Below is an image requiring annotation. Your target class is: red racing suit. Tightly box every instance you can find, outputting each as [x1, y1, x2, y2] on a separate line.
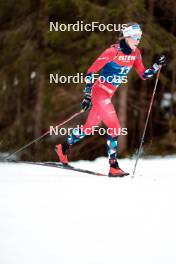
[82, 44, 158, 136]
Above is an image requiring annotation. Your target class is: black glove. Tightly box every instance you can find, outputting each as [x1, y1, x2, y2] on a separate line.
[81, 94, 92, 112]
[155, 54, 166, 66]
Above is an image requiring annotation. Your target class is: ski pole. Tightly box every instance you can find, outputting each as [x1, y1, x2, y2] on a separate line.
[2, 110, 84, 161]
[132, 67, 162, 175]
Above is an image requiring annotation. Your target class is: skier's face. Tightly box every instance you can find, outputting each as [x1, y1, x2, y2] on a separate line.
[126, 34, 141, 51]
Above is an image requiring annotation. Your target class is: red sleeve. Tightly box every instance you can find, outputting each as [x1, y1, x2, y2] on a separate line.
[87, 46, 117, 74]
[133, 49, 146, 80]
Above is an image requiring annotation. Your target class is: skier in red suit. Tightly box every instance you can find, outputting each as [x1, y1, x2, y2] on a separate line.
[55, 23, 166, 177]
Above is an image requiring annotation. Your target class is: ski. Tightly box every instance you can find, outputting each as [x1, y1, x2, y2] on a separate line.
[36, 162, 107, 176]
[38, 162, 130, 177]
[33, 162, 130, 177]
[8, 160, 129, 177]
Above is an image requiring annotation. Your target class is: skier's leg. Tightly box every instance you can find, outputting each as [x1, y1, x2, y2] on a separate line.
[67, 105, 101, 145]
[55, 106, 101, 164]
[106, 135, 118, 160]
[94, 97, 120, 136]
[106, 134, 129, 177]
[93, 94, 128, 176]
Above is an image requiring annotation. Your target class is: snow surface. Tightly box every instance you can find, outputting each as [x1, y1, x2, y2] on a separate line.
[0, 156, 176, 264]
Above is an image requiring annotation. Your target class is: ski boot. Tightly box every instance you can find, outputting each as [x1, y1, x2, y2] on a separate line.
[108, 158, 129, 177]
[55, 141, 70, 165]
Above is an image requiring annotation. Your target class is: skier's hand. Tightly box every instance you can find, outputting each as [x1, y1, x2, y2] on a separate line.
[155, 54, 166, 67]
[81, 94, 92, 112]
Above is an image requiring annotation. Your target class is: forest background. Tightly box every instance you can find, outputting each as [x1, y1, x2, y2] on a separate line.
[0, 0, 175, 161]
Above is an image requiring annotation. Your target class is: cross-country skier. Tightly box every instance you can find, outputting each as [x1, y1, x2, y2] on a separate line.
[55, 22, 166, 177]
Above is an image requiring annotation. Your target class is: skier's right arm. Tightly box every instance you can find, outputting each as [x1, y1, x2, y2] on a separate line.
[81, 47, 116, 111]
[134, 50, 166, 80]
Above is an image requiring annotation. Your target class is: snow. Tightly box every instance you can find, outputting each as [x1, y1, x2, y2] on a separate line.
[0, 156, 176, 264]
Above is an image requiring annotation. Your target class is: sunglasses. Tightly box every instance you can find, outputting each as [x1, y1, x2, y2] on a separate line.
[131, 35, 141, 41]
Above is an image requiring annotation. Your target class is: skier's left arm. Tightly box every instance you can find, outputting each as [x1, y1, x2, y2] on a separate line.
[134, 50, 166, 80]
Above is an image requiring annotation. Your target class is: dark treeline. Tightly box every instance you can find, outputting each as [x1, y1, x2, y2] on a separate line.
[0, 0, 176, 161]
